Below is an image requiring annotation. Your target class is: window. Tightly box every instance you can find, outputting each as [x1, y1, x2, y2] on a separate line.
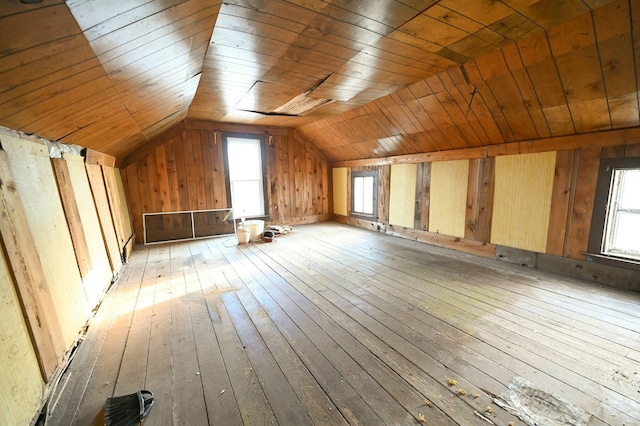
[602, 169, 640, 259]
[222, 133, 268, 218]
[589, 157, 640, 265]
[351, 170, 378, 219]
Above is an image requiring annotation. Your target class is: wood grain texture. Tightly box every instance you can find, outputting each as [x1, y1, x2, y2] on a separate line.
[414, 162, 431, 231]
[2, 136, 89, 348]
[565, 147, 602, 259]
[86, 164, 123, 274]
[0, 1, 632, 161]
[465, 158, 495, 242]
[0, 147, 64, 380]
[124, 122, 332, 239]
[50, 223, 640, 425]
[546, 150, 576, 256]
[102, 166, 134, 255]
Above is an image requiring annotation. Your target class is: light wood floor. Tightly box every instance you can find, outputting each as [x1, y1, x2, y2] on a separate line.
[48, 223, 640, 425]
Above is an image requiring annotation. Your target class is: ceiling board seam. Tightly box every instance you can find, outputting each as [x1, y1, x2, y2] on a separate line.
[439, 71, 486, 146]
[513, 41, 553, 138]
[472, 60, 517, 143]
[500, 47, 544, 140]
[545, 33, 577, 135]
[589, 9, 613, 131]
[430, 75, 474, 148]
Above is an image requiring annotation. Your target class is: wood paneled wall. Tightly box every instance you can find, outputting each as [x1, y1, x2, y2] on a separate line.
[0, 129, 132, 425]
[333, 129, 640, 268]
[122, 120, 332, 240]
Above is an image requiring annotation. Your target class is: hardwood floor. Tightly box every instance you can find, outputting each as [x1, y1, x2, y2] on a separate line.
[48, 223, 640, 425]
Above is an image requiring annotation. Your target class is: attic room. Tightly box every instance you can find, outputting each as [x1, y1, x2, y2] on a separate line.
[1, 0, 640, 424]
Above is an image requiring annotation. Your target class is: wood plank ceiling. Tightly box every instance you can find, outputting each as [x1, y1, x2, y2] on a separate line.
[0, 0, 637, 160]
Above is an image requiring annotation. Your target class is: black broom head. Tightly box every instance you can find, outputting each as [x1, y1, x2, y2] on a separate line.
[104, 390, 154, 426]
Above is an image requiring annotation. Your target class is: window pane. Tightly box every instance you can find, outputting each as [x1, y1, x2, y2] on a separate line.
[353, 177, 364, 212]
[619, 170, 640, 210]
[611, 212, 640, 253]
[231, 180, 263, 217]
[226, 135, 265, 217]
[228, 138, 261, 180]
[363, 176, 374, 214]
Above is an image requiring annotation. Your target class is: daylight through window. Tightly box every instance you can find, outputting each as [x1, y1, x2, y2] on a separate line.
[602, 169, 640, 260]
[351, 171, 378, 218]
[224, 134, 266, 218]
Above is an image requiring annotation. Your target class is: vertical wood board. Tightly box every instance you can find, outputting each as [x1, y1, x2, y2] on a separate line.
[565, 147, 601, 259]
[491, 151, 556, 252]
[546, 150, 575, 256]
[429, 159, 469, 238]
[123, 128, 330, 238]
[389, 163, 417, 228]
[0, 246, 44, 426]
[332, 167, 348, 216]
[1, 135, 89, 347]
[64, 155, 113, 306]
[86, 163, 123, 273]
[52, 158, 92, 282]
[122, 163, 143, 243]
[103, 166, 133, 251]
[414, 162, 431, 231]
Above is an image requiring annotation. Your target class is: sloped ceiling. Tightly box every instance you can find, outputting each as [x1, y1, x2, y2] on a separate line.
[1, 0, 637, 161]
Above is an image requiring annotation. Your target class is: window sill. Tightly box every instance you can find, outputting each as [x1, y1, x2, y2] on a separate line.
[350, 213, 377, 221]
[584, 252, 640, 271]
[236, 214, 271, 221]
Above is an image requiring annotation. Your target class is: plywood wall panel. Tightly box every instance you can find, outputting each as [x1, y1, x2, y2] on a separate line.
[0, 147, 64, 379]
[0, 245, 44, 426]
[389, 163, 417, 228]
[333, 167, 348, 216]
[491, 151, 556, 252]
[2, 136, 89, 348]
[429, 159, 469, 238]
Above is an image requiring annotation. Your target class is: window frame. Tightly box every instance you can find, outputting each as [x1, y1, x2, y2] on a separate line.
[350, 170, 378, 220]
[221, 132, 269, 220]
[588, 157, 640, 269]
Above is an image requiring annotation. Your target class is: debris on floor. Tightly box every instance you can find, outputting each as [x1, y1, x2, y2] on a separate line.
[493, 376, 590, 426]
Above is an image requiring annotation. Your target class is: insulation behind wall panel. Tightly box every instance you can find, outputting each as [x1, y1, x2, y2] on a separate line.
[1, 135, 90, 347]
[0, 246, 44, 426]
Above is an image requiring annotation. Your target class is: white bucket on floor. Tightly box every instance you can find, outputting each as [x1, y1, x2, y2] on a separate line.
[245, 219, 264, 241]
[236, 226, 250, 245]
